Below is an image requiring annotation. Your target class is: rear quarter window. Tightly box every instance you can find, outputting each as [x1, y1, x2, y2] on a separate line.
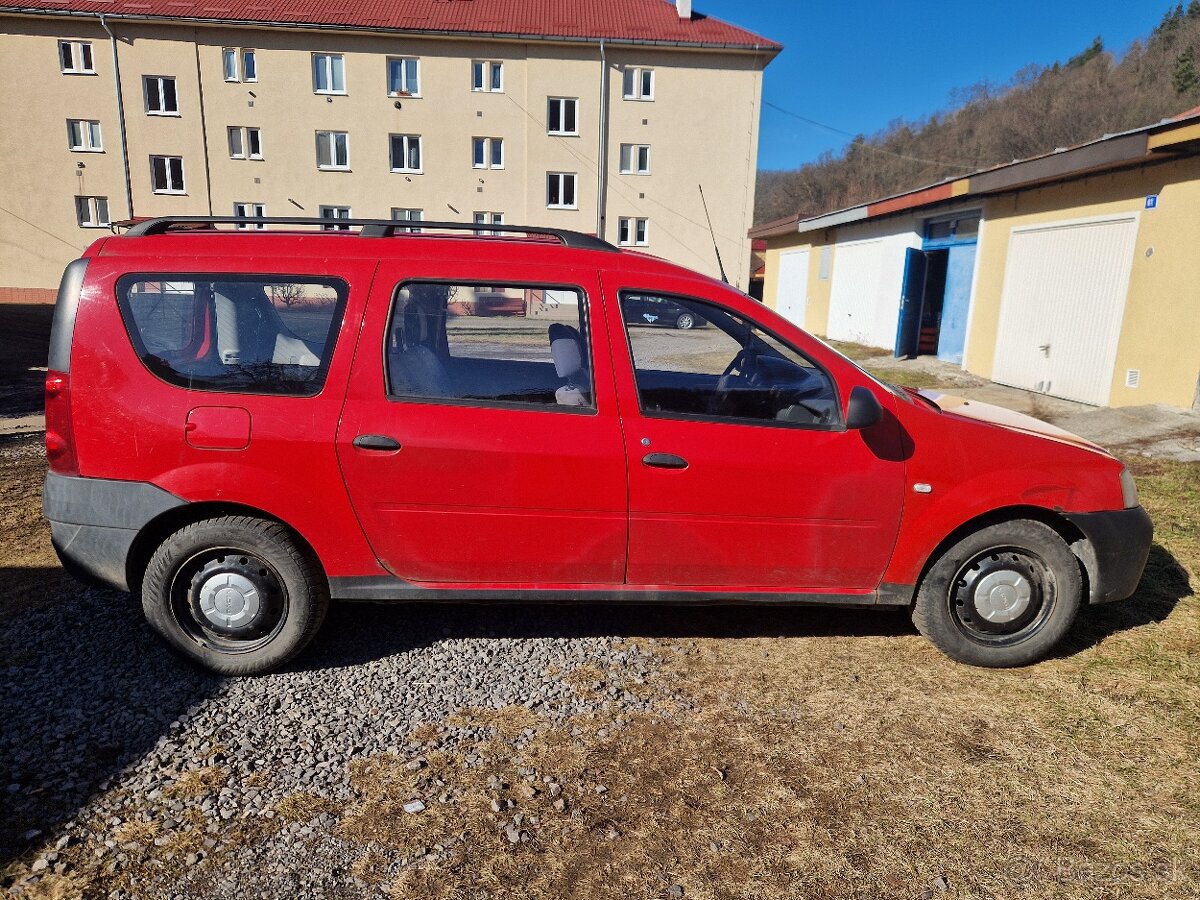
[116, 275, 348, 396]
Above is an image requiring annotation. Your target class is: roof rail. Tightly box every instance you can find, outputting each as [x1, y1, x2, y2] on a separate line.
[120, 216, 619, 251]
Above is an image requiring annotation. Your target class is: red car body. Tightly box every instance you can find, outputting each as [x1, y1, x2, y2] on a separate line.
[43, 219, 1152, 673]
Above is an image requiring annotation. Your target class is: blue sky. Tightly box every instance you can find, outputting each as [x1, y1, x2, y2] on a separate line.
[700, 0, 1176, 171]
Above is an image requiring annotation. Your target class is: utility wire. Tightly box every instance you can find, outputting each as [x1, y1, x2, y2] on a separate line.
[763, 101, 978, 170]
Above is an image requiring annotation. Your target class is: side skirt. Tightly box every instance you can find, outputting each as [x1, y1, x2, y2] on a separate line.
[329, 576, 916, 608]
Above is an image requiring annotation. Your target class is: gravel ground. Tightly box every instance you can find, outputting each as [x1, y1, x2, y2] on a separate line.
[1, 554, 692, 898]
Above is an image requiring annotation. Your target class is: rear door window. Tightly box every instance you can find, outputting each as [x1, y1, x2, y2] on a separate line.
[116, 275, 348, 396]
[386, 281, 593, 411]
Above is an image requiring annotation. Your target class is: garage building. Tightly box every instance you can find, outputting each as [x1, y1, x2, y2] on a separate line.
[753, 108, 1200, 410]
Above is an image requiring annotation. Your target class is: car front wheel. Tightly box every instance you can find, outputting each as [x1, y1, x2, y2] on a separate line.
[141, 516, 329, 675]
[675, 313, 696, 330]
[911, 519, 1082, 667]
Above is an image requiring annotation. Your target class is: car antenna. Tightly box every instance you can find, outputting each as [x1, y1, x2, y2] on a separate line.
[698, 184, 729, 285]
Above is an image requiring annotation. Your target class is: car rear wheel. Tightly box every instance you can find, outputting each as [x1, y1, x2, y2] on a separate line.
[141, 516, 328, 676]
[675, 312, 696, 330]
[912, 519, 1082, 667]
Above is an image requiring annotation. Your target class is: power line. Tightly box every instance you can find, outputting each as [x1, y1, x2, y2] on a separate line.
[763, 101, 978, 170]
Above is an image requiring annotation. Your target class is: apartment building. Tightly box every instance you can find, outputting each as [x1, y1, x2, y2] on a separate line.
[0, 0, 780, 302]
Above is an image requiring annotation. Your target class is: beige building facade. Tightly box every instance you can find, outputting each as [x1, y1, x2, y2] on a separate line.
[0, 3, 778, 301]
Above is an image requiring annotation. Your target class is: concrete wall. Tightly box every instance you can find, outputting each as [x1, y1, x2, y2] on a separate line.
[0, 14, 769, 297]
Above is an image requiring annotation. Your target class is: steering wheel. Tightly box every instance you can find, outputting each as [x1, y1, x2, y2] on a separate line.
[710, 347, 761, 416]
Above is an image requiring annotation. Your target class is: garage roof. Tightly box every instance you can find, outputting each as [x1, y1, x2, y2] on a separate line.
[750, 107, 1200, 240]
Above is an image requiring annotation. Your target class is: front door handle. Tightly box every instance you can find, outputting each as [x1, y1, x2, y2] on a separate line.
[353, 434, 402, 452]
[642, 452, 689, 470]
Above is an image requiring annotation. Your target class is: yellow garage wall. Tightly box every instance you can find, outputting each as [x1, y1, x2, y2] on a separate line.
[968, 156, 1200, 409]
[761, 232, 834, 335]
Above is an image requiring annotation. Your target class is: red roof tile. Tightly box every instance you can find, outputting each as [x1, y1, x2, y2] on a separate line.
[0, 0, 781, 49]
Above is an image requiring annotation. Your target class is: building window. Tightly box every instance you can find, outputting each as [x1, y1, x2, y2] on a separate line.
[144, 76, 179, 115]
[67, 119, 103, 152]
[619, 144, 651, 175]
[316, 131, 350, 170]
[313, 53, 346, 94]
[233, 202, 266, 228]
[622, 67, 654, 101]
[319, 206, 352, 230]
[391, 208, 423, 233]
[228, 126, 262, 159]
[472, 60, 503, 92]
[473, 212, 505, 236]
[389, 134, 422, 173]
[546, 172, 577, 210]
[618, 217, 649, 246]
[546, 97, 579, 136]
[74, 195, 109, 228]
[59, 41, 95, 75]
[472, 137, 504, 169]
[223, 48, 257, 83]
[387, 57, 420, 96]
[149, 156, 185, 194]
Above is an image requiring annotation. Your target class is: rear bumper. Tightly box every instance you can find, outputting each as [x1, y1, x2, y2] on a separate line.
[43, 472, 184, 593]
[1065, 506, 1154, 605]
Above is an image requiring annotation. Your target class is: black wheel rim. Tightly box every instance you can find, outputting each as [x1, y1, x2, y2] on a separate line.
[947, 546, 1056, 647]
[169, 547, 289, 654]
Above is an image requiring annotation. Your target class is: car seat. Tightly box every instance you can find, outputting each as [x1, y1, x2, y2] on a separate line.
[548, 323, 590, 406]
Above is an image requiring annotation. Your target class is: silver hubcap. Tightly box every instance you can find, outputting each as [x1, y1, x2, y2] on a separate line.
[198, 571, 261, 630]
[972, 570, 1033, 624]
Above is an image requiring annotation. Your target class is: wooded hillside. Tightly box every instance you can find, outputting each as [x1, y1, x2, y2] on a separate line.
[755, 3, 1200, 224]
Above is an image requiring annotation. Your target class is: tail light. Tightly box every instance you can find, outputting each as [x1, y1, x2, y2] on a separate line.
[45, 370, 80, 476]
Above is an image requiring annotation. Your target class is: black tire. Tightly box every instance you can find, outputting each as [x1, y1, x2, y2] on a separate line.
[912, 519, 1082, 667]
[141, 516, 328, 676]
[675, 312, 696, 330]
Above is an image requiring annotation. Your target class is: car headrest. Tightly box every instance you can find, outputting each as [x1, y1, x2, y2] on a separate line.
[548, 323, 584, 379]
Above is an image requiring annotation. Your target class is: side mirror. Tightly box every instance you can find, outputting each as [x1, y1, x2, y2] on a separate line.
[845, 386, 883, 430]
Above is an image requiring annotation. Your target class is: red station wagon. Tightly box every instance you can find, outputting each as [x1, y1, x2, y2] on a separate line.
[43, 217, 1153, 675]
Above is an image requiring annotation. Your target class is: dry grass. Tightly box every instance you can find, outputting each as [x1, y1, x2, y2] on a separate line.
[335, 456, 1200, 899]
[164, 766, 226, 799]
[275, 791, 344, 823]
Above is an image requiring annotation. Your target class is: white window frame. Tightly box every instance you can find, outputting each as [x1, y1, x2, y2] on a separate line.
[391, 208, 423, 233]
[74, 195, 109, 228]
[315, 131, 350, 170]
[233, 202, 266, 228]
[144, 76, 180, 116]
[473, 211, 505, 236]
[472, 137, 504, 170]
[149, 155, 186, 194]
[67, 119, 103, 152]
[59, 41, 95, 75]
[618, 217, 649, 247]
[387, 56, 420, 97]
[319, 205, 352, 231]
[546, 172, 578, 210]
[312, 53, 346, 95]
[622, 67, 655, 101]
[547, 97, 579, 136]
[229, 126, 263, 160]
[223, 48, 258, 83]
[389, 133, 423, 173]
[619, 143, 651, 175]
[471, 59, 503, 92]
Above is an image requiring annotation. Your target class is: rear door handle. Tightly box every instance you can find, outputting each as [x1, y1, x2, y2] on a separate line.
[353, 434, 402, 452]
[642, 452, 688, 470]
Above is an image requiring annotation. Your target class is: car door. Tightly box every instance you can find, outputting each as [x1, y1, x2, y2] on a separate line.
[336, 258, 627, 586]
[606, 273, 906, 593]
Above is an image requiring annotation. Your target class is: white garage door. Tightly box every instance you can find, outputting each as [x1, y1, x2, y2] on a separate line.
[991, 215, 1138, 406]
[827, 239, 884, 345]
[775, 249, 810, 328]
